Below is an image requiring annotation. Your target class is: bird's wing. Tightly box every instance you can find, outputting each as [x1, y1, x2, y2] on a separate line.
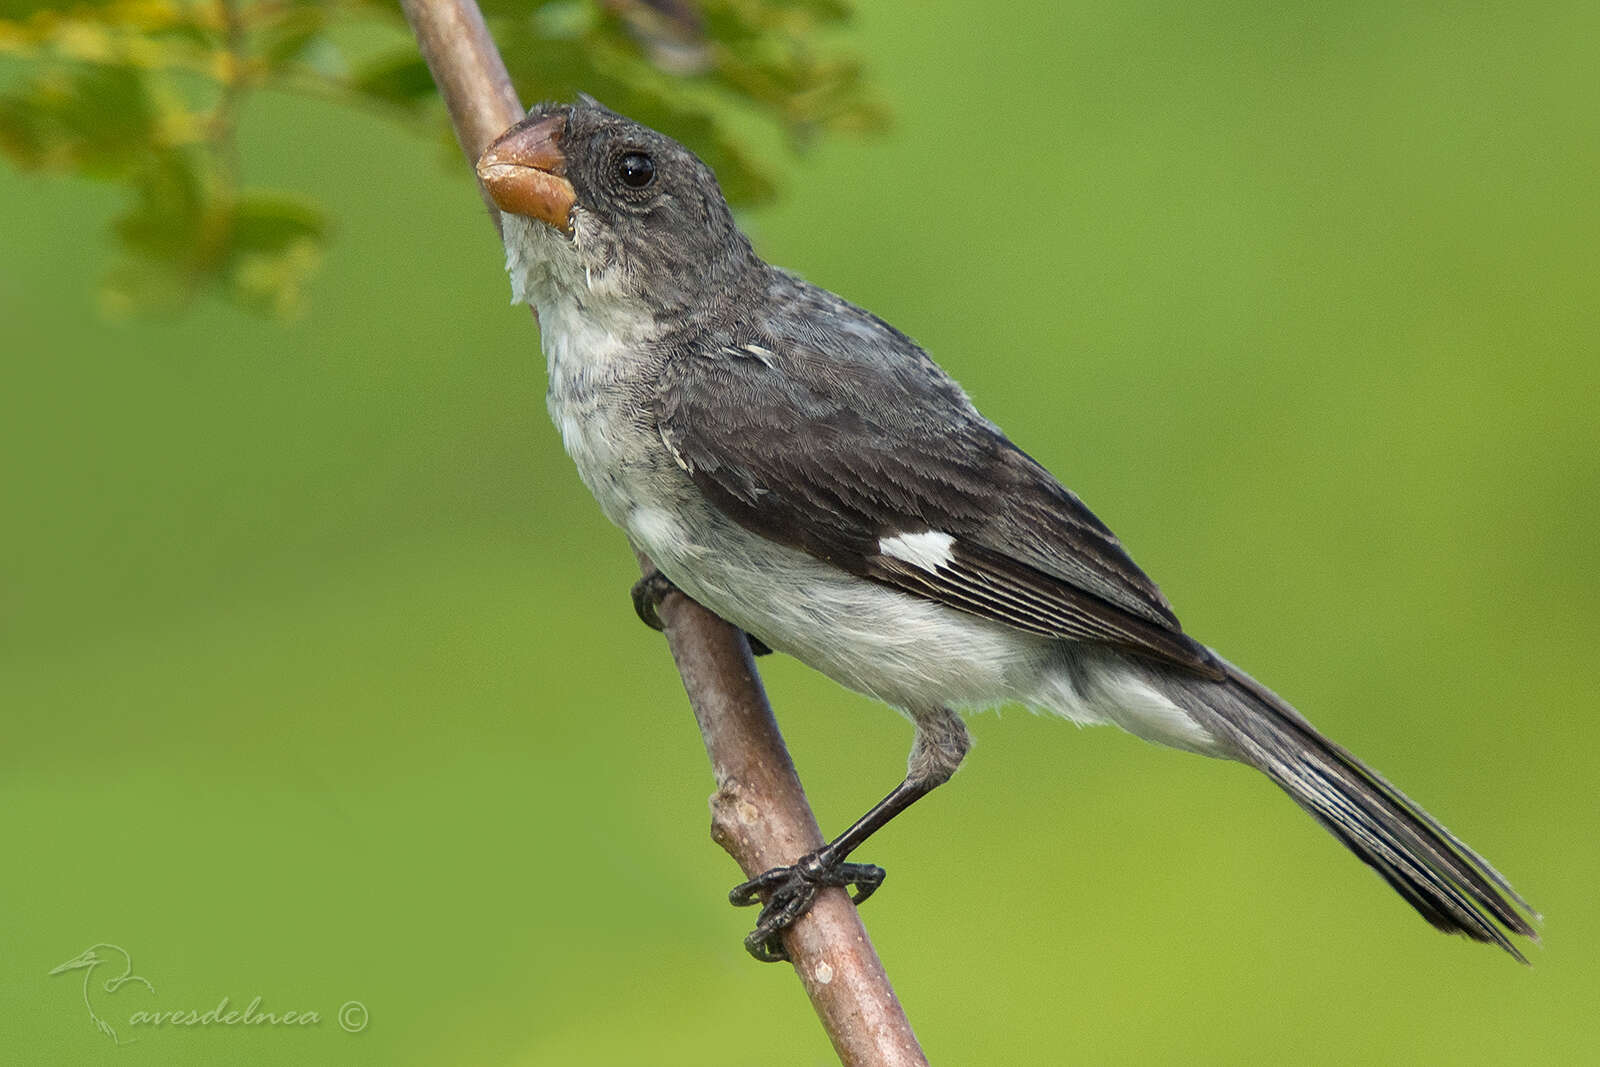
[655, 323, 1221, 678]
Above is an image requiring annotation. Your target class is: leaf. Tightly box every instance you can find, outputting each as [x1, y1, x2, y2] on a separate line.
[348, 50, 440, 115]
[222, 190, 327, 318]
[0, 0, 79, 19]
[530, 0, 598, 40]
[229, 190, 328, 254]
[0, 62, 160, 178]
[96, 147, 211, 312]
[4, 0, 888, 317]
[104, 179, 331, 318]
[112, 147, 206, 261]
[257, 7, 330, 72]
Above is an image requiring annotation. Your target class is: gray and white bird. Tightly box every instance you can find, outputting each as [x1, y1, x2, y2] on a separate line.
[476, 98, 1537, 962]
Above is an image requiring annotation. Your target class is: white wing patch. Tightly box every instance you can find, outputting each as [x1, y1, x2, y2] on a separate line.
[659, 424, 691, 473]
[878, 530, 956, 572]
[723, 343, 777, 367]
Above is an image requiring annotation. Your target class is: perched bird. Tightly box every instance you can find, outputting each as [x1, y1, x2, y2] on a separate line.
[476, 98, 1537, 962]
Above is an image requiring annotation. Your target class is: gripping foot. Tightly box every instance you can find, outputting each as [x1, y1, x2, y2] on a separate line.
[729, 851, 886, 962]
[628, 572, 772, 655]
[630, 572, 677, 632]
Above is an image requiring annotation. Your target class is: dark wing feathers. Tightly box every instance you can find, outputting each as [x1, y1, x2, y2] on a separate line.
[874, 542, 1213, 672]
[657, 316, 1219, 678]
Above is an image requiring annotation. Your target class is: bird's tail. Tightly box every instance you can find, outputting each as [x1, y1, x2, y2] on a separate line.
[1156, 656, 1539, 960]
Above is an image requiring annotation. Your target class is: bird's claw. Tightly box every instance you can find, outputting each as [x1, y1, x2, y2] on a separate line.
[729, 852, 886, 963]
[629, 572, 773, 655]
[630, 571, 677, 632]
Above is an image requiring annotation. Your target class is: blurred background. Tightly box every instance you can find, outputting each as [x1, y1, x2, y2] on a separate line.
[3, 1, 1597, 1062]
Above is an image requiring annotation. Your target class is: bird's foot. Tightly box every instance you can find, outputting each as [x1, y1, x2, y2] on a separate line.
[630, 571, 677, 632]
[628, 572, 772, 654]
[729, 850, 886, 962]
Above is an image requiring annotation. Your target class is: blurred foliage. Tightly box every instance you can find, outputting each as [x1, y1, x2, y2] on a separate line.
[0, 0, 886, 317]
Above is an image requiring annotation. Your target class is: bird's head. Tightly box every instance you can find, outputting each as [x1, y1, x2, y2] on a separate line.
[477, 97, 759, 319]
[49, 946, 105, 975]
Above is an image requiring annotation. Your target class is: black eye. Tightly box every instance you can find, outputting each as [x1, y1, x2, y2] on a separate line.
[616, 152, 655, 189]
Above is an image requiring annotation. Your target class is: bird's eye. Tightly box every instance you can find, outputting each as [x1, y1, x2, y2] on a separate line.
[616, 152, 656, 189]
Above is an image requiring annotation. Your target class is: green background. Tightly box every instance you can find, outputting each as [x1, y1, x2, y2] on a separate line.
[4, 2, 1597, 1063]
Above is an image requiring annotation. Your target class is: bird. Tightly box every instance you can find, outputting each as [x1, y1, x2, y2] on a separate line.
[50, 943, 154, 1045]
[474, 97, 1537, 963]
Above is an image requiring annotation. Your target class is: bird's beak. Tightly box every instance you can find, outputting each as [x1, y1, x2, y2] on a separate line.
[50, 951, 97, 974]
[476, 115, 576, 234]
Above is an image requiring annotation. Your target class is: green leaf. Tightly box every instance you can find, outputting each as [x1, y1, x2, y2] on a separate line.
[529, 0, 597, 40]
[112, 148, 206, 261]
[0, 63, 160, 178]
[349, 50, 440, 114]
[0, 0, 80, 18]
[104, 180, 331, 319]
[224, 190, 328, 318]
[98, 151, 209, 318]
[3, 0, 888, 317]
[258, 7, 331, 72]
[230, 190, 329, 254]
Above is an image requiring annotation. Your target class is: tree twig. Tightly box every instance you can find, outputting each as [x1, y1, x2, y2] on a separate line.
[397, 1, 926, 1062]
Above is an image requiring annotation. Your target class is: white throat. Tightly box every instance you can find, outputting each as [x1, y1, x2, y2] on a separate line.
[501, 214, 660, 396]
[501, 213, 668, 535]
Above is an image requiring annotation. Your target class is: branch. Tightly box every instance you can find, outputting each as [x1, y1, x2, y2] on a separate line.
[397, 2, 926, 1063]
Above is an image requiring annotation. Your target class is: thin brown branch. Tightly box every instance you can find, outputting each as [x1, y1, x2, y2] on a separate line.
[399, 0, 525, 227]
[649, 562, 926, 1066]
[397, 1, 926, 1063]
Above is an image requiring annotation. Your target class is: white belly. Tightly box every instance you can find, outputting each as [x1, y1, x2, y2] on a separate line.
[625, 501, 1053, 712]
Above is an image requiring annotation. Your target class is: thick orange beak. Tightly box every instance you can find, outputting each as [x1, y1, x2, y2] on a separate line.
[476, 115, 576, 233]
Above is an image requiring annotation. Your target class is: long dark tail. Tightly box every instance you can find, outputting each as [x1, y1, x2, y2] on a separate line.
[1158, 656, 1539, 960]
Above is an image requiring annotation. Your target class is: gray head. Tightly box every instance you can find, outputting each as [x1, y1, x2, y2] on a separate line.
[477, 98, 761, 318]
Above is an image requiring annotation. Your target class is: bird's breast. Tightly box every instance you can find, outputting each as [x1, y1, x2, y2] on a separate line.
[540, 301, 678, 531]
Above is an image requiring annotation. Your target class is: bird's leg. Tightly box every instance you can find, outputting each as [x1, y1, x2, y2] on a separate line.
[628, 571, 772, 655]
[730, 707, 970, 962]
